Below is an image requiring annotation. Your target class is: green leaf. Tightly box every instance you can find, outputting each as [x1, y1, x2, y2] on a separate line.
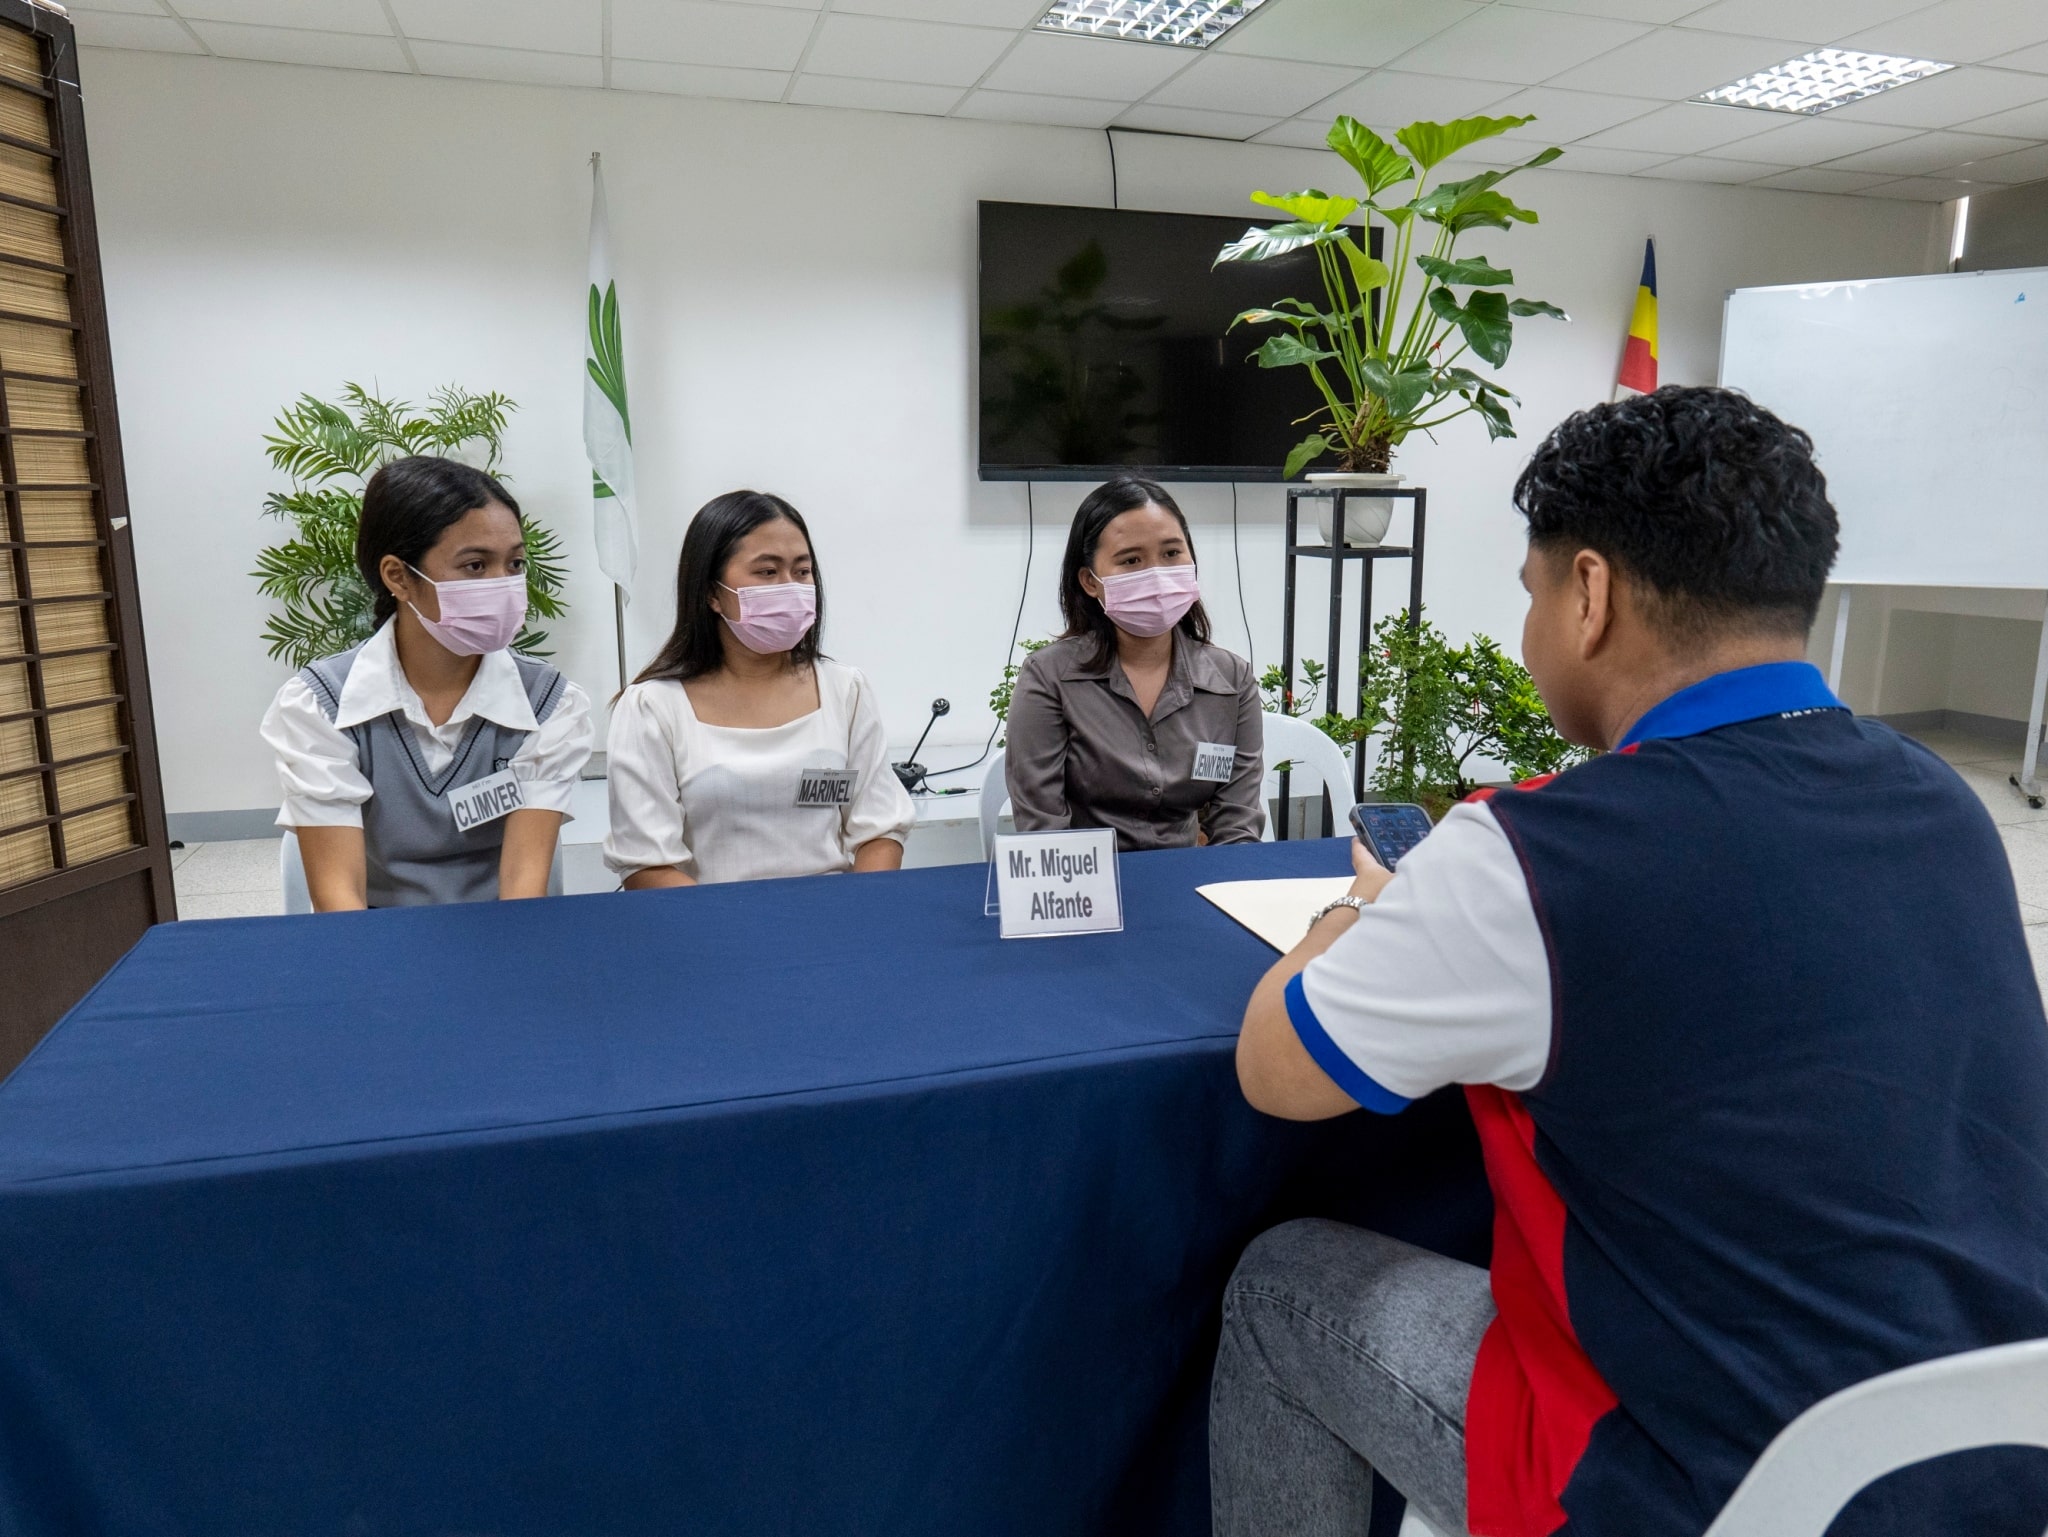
[1440, 366, 1516, 403]
[1509, 297, 1568, 319]
[1214, 220, 1331, 265]
[1252, 334, 1335, 369]
[1358, 358, 1432, 420]
[1469, 389, 1516, 440]
[1414, 174, 1541, 235]
[1416, 253, 1514, 287]
[1326, 117, 1415, 200]
[1231, 306, 1314, 332]
[1283, 432, 1333, 480]
[1250, 188, 1360, 227]
[1337, 232, 1391, 293]
[1428, 286, 1513, 367]
[1396, 115, 1532, 171]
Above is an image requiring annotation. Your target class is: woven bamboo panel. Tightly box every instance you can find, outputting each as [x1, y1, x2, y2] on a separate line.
[0, 659, 24, 713]
[44, 699, 114, 760]
[0, 259, 64, 321]
[0, 605, 19, 657]
[0, 140, 54, 204]
[0, 714, 33, 772]
[19, 491, 89, 540]
[29, 597, 105, 651]
[25, 543, 97, 596]
[0, 29, 43, 91]
[0, 821, 51, 884]
[0, 316, 73, 375]
[60, 800, 131, 861]
[0, 552, 13, 600]
[0, 764, 41, 828]
[8, 378, 80, 430]
[0, 205, 60, 268]
[12, 432, 86, 483]
[40, 648, 110, 707]
[54, 750, 123, 811]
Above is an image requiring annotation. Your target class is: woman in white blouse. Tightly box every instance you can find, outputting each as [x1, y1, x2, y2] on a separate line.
[605, 490, 914, 888]
[260, 455, 593, 909]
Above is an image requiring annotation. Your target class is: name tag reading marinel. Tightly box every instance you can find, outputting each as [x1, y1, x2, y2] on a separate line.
[449, 768, 525, 832]
[1192, 740, 1236, 783]
[988, 828, 1123, 939]
[795, 767, 857, 808]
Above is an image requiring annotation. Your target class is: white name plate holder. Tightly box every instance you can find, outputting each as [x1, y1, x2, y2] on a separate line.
[984, 828, 1124, 939]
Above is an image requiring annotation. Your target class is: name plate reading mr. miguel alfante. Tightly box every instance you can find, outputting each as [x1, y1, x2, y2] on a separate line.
[989, 828, 1123, 939]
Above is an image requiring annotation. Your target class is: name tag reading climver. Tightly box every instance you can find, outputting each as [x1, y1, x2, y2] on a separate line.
[987, 828, 1123, 939]
[449, 768, 525, 832]
[794, 767, 857, 809]
[1192, 740, 1236, 783]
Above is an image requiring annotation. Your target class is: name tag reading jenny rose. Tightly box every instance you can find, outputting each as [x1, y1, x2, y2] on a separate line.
[449, 768, 525, 831]
[1192, 740, 1235, 783]
[795, 767, 857, 808]
[991, 828, 1123, 939]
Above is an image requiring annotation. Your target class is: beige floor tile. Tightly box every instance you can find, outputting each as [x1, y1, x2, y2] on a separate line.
[176, 889, 286, 921]
[2026, 925, 2048, 999]
[171, 836, 284, 898]
[1902, 728, 2022, 768]
[2021, 902, 2048, 927]
[2002, 824, 2048, 911]
[1955, 764, 2048, 827]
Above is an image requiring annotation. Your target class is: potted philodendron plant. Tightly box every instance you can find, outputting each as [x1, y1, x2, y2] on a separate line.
[1216, 113, 1567, 544]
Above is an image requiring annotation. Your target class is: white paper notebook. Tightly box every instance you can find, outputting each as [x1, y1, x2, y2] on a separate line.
[1197, 877, 1355, 952]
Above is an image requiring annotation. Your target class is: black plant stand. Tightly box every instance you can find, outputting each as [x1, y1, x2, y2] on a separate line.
[1275, 485, 1427, 838]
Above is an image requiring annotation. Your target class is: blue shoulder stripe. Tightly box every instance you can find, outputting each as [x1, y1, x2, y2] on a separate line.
[1284, 973, 1413, 1116]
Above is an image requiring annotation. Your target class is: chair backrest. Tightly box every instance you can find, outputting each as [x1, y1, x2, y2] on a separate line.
[979, 747, 1008, 863]
[280, 831, 312, 915]
[1260, 712, 1358, 841]
[1701, 1338, 2048, 1537]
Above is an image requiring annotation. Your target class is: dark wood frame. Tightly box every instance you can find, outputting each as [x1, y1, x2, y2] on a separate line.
[0, 0, 175, 1072]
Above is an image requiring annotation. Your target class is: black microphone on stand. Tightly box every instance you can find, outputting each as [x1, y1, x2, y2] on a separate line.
[893, 698, 950, 793]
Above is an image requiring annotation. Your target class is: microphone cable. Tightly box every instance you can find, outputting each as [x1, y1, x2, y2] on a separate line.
[924, 479, 1034, 783]
[1232, 480, 1255, 675]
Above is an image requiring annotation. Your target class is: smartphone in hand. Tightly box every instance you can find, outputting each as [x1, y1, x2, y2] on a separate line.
[1349, 803, 1434, 869]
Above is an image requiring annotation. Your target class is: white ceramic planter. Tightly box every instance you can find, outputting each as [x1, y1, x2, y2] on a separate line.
[1305, 471, 1404, 546]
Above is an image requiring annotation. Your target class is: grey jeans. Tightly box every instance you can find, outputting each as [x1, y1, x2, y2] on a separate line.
[1210, 1219, 1496, 1537]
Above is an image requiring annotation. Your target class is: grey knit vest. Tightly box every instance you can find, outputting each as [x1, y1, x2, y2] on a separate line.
[299, 642, 566, 908]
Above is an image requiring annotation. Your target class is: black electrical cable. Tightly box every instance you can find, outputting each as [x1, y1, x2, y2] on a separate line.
[1105, 128, 1120, 210]
[924, 480, 1035, 782]
[1231, 480, 1254, 676]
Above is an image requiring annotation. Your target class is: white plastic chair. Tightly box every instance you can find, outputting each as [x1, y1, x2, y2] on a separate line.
[979, 747, 1009, 863]
[1261, 711, 1359, 841]
[281, 828, 563, 913]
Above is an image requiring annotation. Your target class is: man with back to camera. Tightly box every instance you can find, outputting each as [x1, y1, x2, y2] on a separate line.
[1213, 386, 2048, 1537]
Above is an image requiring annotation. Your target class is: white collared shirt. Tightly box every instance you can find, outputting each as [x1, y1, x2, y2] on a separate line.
[260, 622, 593, 829]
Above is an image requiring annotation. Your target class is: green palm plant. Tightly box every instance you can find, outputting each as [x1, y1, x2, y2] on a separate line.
[1215, 113, 1568, 478]
[252, 384, 568, 668]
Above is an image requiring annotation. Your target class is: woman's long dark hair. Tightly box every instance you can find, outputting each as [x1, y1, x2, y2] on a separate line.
[356, 455, 522, 626]
[1058, 475, 1210, 667]
[634, 490, 822, 685]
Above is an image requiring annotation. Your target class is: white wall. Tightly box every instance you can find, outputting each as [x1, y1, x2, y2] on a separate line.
[74, 48, 1938, 817]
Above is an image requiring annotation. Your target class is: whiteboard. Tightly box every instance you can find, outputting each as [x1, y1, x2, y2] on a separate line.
[1720, 269, 2048, 588]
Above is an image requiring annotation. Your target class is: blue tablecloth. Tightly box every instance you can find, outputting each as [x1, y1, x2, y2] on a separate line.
[0, 838, 1487, 1537]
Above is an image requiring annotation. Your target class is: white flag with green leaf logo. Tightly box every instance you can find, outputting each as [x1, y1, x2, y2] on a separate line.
[584, 154, 637, 594]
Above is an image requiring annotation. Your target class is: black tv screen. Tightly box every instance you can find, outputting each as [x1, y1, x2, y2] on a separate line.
[977, 199, 1343, 481]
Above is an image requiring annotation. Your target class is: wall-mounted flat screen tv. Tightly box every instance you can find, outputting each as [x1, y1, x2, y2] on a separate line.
[978, 199, 1357, 482]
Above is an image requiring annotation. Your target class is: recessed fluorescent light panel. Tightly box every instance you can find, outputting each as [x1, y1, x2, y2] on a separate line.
[1034, 0, 1272, 49]
[1693, 48, 1953, 115]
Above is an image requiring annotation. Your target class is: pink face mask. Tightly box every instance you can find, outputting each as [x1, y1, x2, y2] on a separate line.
[406, 567, 527, 656]
[1094, 564, 1199, 638]
[720, 581, 817, 655]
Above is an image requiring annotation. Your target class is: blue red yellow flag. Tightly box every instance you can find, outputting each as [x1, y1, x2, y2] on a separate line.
[1615, 239, 1658, 398]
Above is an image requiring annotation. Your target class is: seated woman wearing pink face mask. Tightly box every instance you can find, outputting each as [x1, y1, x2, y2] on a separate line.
[604, 489, 915, 888]
[259, 456, 594, 910]
[1006, 476, 1265, 852]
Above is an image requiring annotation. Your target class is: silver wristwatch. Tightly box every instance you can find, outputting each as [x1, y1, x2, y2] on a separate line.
[1308, 895, 1370, 928]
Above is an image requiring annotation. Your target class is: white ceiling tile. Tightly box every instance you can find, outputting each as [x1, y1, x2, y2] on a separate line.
[609, 57, 789, 99]
[1546, 28, 1794, 97]
[66, 0, 169, 13]
[611, 0, 818, 70]
[1843, 0, 2048, 66]
[1580, 100, 1777, 153]
[389, 0, 601, 55]
[1693, 113, 1918, 164]
[802, 15, 1011, 87]
[1251, 117, 1342, 149]
[1676, 0, 1931, 45]
[981, 32, 1193, 101]
[1995, 40, 2048, 75]
[1217, 0, 1482, 69]
[1146, 54, 1360, 116]
[173, 0, 390, 31]
[1484, 86, 1663, 141]
[187, 21, 411, 69]
[1388, 5, 1650, 86]
[954, 89, 1123, 128]
[1509, 0, 1701, 20]
[1951, 141, 2048, 182]
[72, 11, 201, 49]
[1115, 102, 1279, 139]
[788, 74, 964, 114]
[835, 0, 1042, 23]
[1541, 143, 1676, 171]
[1855, 175, 1984, 200]
[1817, 64, 2048, 128]
[407, 39, 603, 85]
[1958, 98, 2048, 141]
[1633, 154, 1779, 181]
[1825, 129, 2031, 174]
[1749, 166, 1900, 192]
[1314, 70, 1516, 126]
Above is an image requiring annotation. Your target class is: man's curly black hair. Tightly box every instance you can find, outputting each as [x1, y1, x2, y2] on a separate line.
[1513, 385, 1839, 640]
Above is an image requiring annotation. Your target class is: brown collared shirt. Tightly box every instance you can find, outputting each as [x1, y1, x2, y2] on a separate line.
[1005, 633, 1265, 852]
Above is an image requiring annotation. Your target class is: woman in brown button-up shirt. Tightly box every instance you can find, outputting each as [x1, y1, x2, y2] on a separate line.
[1006, 476, 1266, 852]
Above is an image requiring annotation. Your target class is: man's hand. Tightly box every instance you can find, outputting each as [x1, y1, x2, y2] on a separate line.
[1350, 837, 1393, 902]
